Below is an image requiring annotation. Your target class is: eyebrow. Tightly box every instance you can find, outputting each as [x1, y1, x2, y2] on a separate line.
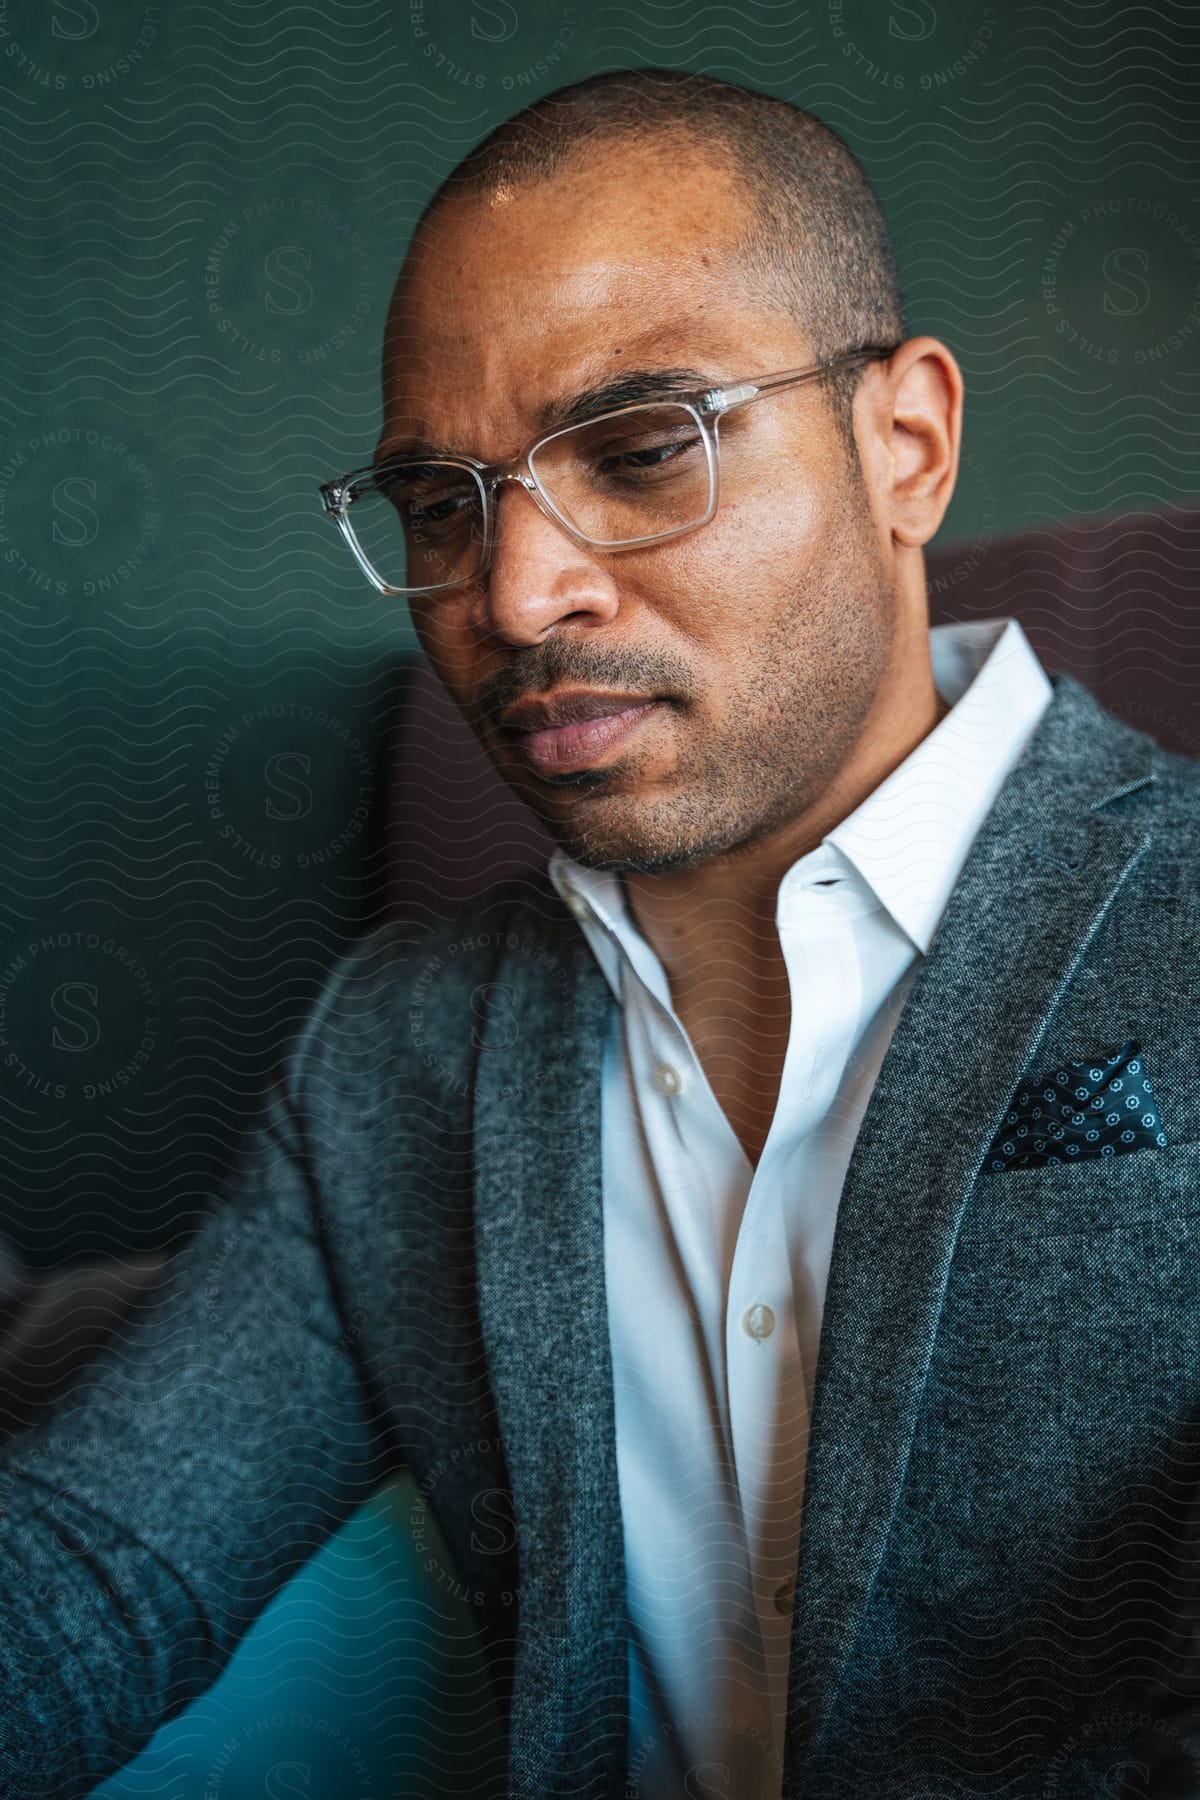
[375, 365, 714, 467]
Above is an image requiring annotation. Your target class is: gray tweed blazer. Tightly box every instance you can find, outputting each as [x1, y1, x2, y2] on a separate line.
[1, 670, 1199, 1800]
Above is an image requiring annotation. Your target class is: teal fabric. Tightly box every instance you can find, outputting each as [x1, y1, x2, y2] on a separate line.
[0, 671, 1198, 1798]
[90, 1477, 507, 1800]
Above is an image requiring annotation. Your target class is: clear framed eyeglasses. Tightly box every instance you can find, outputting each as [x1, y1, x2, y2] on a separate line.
[318, 345, 897, 599]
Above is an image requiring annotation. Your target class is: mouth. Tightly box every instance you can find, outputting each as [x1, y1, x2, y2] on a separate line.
[509, 700, 663, 776]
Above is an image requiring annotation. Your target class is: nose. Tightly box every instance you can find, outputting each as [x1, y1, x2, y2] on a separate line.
[472, 472, 621, 645]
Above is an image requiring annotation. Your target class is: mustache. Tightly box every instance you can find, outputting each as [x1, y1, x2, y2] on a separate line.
[469, 647, 694, 731]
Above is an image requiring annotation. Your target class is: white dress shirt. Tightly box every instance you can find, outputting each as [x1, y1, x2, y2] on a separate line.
[546, 617, 1054, 1798]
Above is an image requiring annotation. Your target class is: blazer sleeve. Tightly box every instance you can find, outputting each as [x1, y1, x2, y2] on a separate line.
[0, 962, 392, 1798]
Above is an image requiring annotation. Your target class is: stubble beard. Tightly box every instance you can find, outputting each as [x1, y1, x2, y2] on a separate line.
[539, 524, 896, 877]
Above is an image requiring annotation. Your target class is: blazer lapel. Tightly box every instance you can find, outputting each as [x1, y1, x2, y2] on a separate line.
[471, 908, 627, 1798]
[783, 674, 1159, 1785]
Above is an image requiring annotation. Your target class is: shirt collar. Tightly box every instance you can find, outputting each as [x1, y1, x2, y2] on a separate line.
[821, 616, 1052, 952]
[547, 616, 1053, 974]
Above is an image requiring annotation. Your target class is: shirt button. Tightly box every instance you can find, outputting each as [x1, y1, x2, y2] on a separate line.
[774, 1575, 795, 1616]
[742, 1302, 775, 1340]
[651, 1062, 682, 1096]
[565, 891, 590, 920]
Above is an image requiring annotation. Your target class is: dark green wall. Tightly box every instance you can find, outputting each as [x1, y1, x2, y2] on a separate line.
[2, 5, 1197, 1796]
[1, 0, 1196, 1266]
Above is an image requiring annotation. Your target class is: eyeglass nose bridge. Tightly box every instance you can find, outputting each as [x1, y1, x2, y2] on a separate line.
[478, 460, 587, 565]
[487, 465, 540, 496]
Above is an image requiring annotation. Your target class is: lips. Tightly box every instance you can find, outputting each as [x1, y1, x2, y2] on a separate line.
[499, 689, 659, 735]
[510, 700, 662, 776]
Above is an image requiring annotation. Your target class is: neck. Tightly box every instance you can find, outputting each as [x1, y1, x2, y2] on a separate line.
[622, 643, 949, 1009]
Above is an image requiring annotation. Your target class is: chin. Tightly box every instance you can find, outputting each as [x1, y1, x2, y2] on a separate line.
[544, 809, 726, 877]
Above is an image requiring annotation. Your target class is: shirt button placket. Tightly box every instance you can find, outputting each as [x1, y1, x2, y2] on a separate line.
[741, 1302, 776, 1341]
[651, 1062, 683, 1097]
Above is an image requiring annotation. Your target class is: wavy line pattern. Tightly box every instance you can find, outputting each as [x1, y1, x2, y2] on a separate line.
[0, 1, 1196, 1796]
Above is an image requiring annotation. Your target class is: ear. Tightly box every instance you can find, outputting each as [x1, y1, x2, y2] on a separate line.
[859, 337, 964, 549]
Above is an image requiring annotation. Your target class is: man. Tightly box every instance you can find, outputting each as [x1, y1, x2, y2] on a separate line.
[0, 64, 1198, 1800]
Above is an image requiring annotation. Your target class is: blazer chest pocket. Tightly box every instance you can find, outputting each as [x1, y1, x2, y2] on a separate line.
[963, 1138, 1200, 1243]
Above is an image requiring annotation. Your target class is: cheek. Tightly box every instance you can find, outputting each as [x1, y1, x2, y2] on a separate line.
[410, 600, 478, 695]
[753, 455, 831, 548]
[724, 409, 832, 525]
[641, 470, 828, 648]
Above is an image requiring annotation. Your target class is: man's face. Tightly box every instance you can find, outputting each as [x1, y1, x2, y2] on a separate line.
[380, 145, 898, 874]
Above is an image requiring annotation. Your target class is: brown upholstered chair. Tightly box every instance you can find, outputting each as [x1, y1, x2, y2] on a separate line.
[383, 497, 1200, 921]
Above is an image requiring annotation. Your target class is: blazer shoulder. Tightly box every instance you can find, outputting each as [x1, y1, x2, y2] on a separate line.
[282, 866, 574, 1105]
[1074, 682, 1200, 826]
[1149, 740, 1200, 815]
[1104, 734, 1200, 907]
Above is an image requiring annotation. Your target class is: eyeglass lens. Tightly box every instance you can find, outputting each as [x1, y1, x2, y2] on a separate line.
[348, 402, 713, 592]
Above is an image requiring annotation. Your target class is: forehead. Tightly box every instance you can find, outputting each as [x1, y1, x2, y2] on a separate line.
[379, 147, 806, 456]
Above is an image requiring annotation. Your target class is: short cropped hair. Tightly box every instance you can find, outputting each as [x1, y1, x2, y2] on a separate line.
[413, 67, 908, 463]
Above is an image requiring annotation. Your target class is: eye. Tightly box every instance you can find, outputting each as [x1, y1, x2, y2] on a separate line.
[597, 435, 701, 477]
[378, 464, 479, 534]
[576, 408, 705, 486]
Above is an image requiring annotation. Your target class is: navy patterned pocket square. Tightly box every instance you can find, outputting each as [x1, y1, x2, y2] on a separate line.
[984, 1037, 1169, 1173]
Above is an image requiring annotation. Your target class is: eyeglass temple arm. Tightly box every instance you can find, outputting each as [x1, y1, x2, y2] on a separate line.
[701, 346, 896, 416]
